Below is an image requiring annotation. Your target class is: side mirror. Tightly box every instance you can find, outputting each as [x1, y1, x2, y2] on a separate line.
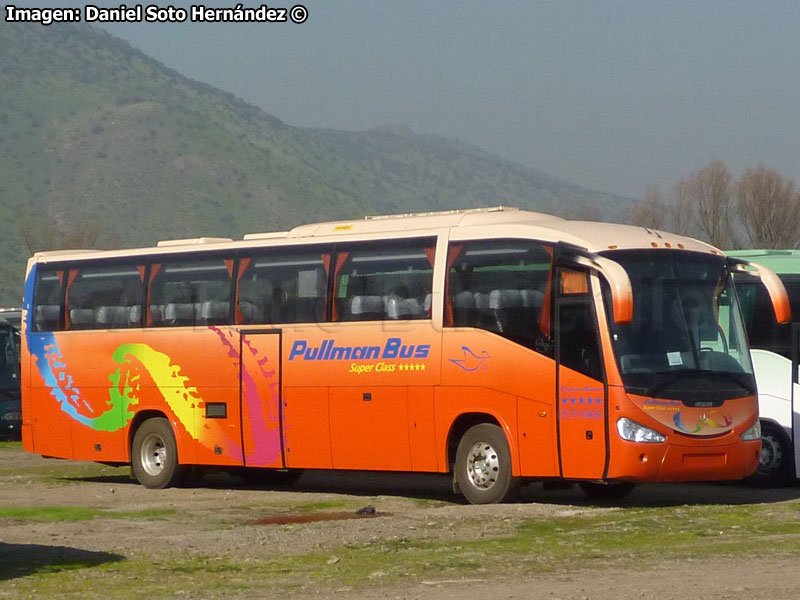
[558, 248, 633, 324]
[728, 258, 791, 324]
[593, 256, 634, 324]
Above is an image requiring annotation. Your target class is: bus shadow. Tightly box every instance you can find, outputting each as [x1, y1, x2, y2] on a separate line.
[242, 472, 800, 507]
[62, 473, 137, 486]
[287, 470, 458, 502]
[65, 469, 460, 502]
[519, 480, 800, 508]
[64, 470, 800, 507]
[0, 542, 124, 580]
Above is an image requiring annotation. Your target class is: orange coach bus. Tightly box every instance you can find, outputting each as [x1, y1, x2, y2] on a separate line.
[20, 207, 790, 503]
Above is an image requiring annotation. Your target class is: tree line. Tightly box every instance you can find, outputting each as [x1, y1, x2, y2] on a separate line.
[632, 161, 800, 250]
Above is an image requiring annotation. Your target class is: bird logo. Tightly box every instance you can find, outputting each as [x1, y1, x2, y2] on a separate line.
[448, 346, 490, 372]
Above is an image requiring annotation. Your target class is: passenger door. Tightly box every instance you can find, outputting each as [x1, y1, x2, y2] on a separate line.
[239, 330, 284, 468]
[555, 267, 608, 479]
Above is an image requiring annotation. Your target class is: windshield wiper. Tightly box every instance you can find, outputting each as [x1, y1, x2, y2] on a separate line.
[645, 369, 753, 398]
[645, 370, 700, 398]
[709, 370, 755, 395]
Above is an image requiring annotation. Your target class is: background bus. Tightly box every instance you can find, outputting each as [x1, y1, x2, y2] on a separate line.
[0, 316, 21, 440]
[0, 308, 21, 331]
[21, 208, 787, 503]
[729, 249, 800, 485]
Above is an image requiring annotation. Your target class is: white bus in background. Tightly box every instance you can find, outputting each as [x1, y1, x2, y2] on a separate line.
[729, 250, 800, 485]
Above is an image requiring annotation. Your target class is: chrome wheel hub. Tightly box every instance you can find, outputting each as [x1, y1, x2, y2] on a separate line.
[465, 441, 500, 490]
[140, 433, 167, 476]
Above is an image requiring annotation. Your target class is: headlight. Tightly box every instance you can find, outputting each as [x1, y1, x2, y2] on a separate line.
[617, 417, 666, 443]
[740, 420, 761, 441]
[1, 411, 21, 421]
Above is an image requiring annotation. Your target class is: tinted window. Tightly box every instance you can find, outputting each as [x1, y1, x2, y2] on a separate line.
[0, 325, 19, 390]
[335, 239, 434, 321]
[737, 274, 800, 359]
[446, 240, 553, 354]
[32, 268, 63, 332]
[601, 250, 754, 403]
[558, 292, 603, 381]
[149, 258, 232, 327]
[66, 265, 144, 330]
[237, 250, 328, 324]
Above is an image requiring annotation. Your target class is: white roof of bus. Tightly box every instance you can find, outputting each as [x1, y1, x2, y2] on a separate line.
[31, 206, 720, 263]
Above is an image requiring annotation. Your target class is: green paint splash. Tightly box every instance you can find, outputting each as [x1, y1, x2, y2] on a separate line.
[90, 343, 202, 438]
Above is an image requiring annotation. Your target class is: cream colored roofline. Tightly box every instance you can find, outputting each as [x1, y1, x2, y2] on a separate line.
[28, 206, 723, 264]
[363, 205, 518, 220]
[281, 206, 560, 238]
[156, 237, 233, 247]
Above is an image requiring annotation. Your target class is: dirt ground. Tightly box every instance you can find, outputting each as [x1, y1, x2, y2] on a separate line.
[3, 445, 800, 599]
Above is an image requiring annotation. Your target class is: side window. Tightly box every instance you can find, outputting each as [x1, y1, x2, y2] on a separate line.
[558, 268, 603, 381]
[446, 240, 553, 354]
[66, 264, 144, 330]
[149, 258, 232, 327]
[735, 275, 783, 356]
[32, 267, 63, 332]
[236, 250, 328, 324]
[334, 239, 434, 322]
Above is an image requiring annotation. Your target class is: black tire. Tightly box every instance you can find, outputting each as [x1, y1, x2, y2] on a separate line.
[748, 422, 793, 487]
[131, 417, 184, 489]
[578, 481, 636, 501]
[454, 423, 518, 504]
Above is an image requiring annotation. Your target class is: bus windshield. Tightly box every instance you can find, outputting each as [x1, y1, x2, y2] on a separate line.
[600, 250, 754, 404]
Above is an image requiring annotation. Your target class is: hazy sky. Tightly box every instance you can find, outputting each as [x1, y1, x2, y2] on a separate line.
[29, 1, 800, 199]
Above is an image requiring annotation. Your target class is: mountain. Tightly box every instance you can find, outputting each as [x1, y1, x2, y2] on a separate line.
[0, 22, 634, 305]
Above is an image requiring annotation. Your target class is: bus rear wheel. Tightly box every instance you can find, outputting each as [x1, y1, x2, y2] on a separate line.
[454, 423, 518, 504]
[131, 418, 183, 489]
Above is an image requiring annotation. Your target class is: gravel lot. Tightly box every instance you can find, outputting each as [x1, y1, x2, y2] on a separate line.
[2, 445, 800, 599]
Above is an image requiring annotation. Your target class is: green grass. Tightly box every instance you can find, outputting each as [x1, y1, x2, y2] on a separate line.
[0, 506, 175, 522]
[3, 441, 800, 597]
[0, 460, 130, 482]
[6, 499, 800, 598]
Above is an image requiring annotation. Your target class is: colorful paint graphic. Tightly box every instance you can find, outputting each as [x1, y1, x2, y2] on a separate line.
[28, 333, 204, 437]
[27, 326, 282, 465]
[627, 391, 745, 436]
[673, 411, 733, 434]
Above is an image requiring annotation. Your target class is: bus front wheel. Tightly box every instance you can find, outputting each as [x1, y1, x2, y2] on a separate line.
[131, 418, 183, 489]
[749, 422, 793, 487]
[454, 423, 518, 504]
